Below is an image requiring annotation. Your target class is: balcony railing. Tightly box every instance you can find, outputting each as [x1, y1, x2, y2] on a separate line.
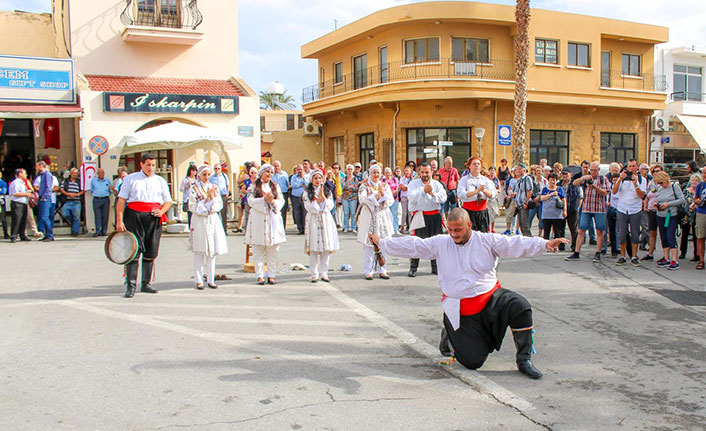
[600, 70, 667, 92]
[669, 91, 705, 102]
[302, 58, 514, 103]
[120, 0, 203, 30]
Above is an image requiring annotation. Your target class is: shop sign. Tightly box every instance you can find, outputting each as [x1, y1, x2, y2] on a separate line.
[0, 55, 75, 104]
[103, 92, 239, 115]
[238, 125, 254, 137]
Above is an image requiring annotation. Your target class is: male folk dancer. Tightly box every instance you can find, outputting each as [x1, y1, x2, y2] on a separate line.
[407, 162, 447, 277]
[116, 153, 172, 298]
[457, 157, 496, 233]
[369, 208, 568, 379]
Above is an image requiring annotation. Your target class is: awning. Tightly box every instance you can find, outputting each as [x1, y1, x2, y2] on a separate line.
[118, 121, 242, 155]
[0, 103, 83, 119]
[677, 115, 706, 153]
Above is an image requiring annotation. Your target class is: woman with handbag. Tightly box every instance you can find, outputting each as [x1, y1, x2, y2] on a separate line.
[679, 173, 701, 261]
[653, 171, 686, 270]
[540, 173, 567, 250]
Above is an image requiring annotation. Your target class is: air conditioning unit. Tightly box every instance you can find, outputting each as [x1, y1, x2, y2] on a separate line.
[652, 115, 669, 132]
[303, 121, 320, 136]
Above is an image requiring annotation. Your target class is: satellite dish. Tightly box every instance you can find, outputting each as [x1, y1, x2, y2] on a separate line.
[266, 81, 285, 96]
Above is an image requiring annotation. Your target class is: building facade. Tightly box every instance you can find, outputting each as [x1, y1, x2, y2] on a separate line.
[260, 108, 321, 172]
[301, 1, 668, 172]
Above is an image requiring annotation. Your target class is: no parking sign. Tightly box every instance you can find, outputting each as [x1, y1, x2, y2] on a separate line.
[88, 135, 109, 156]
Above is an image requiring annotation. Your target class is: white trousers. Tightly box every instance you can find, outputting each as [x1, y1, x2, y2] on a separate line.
[309, 251, 330, 278]
[252, 244, 279, 279]
[363, 245, 387, 276]
[194, 254, 216, 285]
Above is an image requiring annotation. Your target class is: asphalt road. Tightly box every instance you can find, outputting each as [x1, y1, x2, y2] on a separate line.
[2, 219, 706, 430]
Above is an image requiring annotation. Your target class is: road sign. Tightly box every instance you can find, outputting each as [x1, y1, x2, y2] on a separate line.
[498, 125, 512, 146]
[661, 137, 670, 144]
[88, 135, 109, 156]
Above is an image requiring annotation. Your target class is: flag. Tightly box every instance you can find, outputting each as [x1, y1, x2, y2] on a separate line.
[0, 119, 3, 135]
[44, 118, 60, 149]
[33, 119, 41, 137]
[220, 162, 228, 171]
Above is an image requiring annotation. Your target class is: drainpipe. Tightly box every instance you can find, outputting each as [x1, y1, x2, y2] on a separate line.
[645, 115, 651, 164]
[493, 100, 498, 167]
[392, 102, 400, 166]
[320, 122, 325, 163]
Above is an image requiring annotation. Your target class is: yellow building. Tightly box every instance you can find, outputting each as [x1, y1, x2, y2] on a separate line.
[260, 109, 322, 173]
[301, 1, 668, 171]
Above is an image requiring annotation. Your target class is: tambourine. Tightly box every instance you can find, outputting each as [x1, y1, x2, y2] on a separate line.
[104, 231, 138, 265]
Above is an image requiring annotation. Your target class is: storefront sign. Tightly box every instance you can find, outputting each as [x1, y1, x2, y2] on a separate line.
[238, 125, 253, 137]
[103, 92, 239, 115]
[0, 55, 75, 104]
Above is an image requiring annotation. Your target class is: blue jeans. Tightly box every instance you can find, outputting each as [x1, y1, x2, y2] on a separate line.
[389, 200, 399, 232]
[443, 191, 457, 214]
[529, 204, 542, 231]
[342, 199, 357, 231]
[37, 199, 54, 239]
[63, 200, 82, 234]
[657, 215, 678, 249]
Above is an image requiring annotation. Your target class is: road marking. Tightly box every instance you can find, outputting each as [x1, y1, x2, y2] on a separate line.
[150, 315, 371, 327]
[0, 300, 58, 309]
[319, 283, 535, 412]
[81, 301, 353, 313]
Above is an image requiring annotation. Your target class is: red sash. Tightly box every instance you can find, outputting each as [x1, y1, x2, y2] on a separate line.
[422, 210, 439, 216]
[127, 202, 168, 223]
[462, 200, 488, 211]
[411, 210, 443, 236]
[442, 281, 501, 316]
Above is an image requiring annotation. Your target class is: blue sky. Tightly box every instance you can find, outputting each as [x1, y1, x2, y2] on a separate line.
[2, 0, 704, 107]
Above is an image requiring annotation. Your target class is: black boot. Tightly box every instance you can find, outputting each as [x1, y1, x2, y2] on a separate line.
[431, 260, 438, 275]
[140, 259, 158, 294]
[439, 328, 453, 357]
[124, 261, 138, 298]
[512, 329, 543, 379]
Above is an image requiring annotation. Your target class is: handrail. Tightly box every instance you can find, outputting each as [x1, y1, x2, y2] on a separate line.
[120, 0, 203, 30]
[670, 91, 705, 102]
[600, 70, 667, 92]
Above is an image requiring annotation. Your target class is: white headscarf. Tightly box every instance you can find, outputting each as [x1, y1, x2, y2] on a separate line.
[258, 164, 274, 178]
[368, 164, 382, 187]
[197, 164, 211, 177]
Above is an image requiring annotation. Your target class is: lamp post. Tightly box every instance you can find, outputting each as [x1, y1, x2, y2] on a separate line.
[474, 127, 486, 158]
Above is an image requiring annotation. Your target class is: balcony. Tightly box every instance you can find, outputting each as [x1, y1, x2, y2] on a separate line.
[120, 0, 204, 45]
[302, 58, 514, 104]
[600, 70, 667, 93]
[666, 92, 706, 117]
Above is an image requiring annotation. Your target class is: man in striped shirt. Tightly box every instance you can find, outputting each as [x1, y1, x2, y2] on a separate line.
[61, 168, 84, 237]
[566, 162, 609, 262]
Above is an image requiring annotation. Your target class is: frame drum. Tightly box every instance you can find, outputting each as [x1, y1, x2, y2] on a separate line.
[105, 231, 138, 265]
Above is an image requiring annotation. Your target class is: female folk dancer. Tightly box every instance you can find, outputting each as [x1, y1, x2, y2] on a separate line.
[356, 164, 394, 280]
[303, 169, 339, 282]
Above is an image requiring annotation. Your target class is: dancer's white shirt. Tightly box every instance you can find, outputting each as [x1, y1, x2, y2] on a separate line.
[407, 179, 447, 212]
[118, 171, 171, 204]
[457, 174, 497, 204]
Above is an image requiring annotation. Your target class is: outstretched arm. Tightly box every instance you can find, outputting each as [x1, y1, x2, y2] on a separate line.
[369, 233, 439, 261]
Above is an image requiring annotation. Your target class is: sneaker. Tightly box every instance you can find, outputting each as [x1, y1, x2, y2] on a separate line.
[565, 252, 580, 261]
[611, 251, 618, 258]
[640, 254, 653, 261]
[668, 261, 680, 270]
[502, 230, 511, 235]
[615, 257, 627, 266]
[592, 252, 601, 263]
[656, 258, 670, 267]
[515, 230, 520, 235]
[631, 257, 641, 267]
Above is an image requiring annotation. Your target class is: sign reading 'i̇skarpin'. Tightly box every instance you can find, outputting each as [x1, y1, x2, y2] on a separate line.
[103, 92, 239, 115]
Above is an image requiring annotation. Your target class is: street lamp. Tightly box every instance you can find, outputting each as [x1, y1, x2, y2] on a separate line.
[474, 127, 485, 157]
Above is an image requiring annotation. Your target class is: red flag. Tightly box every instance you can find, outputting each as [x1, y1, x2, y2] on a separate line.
[0, 119, 4, 135]
[44, 118, 60, 149]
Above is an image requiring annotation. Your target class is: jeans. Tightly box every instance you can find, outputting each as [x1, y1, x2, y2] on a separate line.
[63, 200, 82, 234]
[529, 204, 542, 232]
[37, 199, 54, 239]
[291, 195, 305, 233]
[606, 207, 619, 254]
[389, 200, 399, 232]
[342, 199, 358, 231]
[443, 190, 457, 214]
[93, 196, 110, 235]
[657, 215, 678, 249]
[400, 196, 410, 229]
[579, 209, 596, 241]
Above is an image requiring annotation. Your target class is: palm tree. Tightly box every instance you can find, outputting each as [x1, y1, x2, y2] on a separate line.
[259, 90, 296, 110]
[512, 0, 530, 166]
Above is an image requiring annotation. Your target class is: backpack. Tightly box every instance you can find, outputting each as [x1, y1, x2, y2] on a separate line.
[670, 183, 688, 222]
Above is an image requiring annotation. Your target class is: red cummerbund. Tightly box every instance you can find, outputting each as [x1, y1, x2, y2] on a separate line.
[127, 202, 168, 223]
[462, 200, 488, 211]
[442, 281, 501, 316]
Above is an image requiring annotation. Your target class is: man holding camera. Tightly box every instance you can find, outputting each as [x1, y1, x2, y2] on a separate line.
[566, 162, 609, 262]
[612, 159, 647, 266]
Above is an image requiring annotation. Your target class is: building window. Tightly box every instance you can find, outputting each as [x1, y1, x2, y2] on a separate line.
[136, 0, 181, 28]
[297, 114, 304, 129]
[568, 42, 590, 67]
[260, 116, 265, 131]
[451, 37, 490, 63]
[320, 67, 325, 88]
[404, 38, 440, 64]
[600, 132, 635, 164]
[673, 65, 703, 101]
[534, 39, 558, 64]
[334, 62, 343, 85]
[406, 128, 470, 172]
[379, 46, 388, 83]
[529, 130, 569, 166]
[359, 133, 375, 167]
[621, 54, 641, 76]
[286, 114, 295, 130]
[119, 149, 174, 195]
[353, 54, 367, 89]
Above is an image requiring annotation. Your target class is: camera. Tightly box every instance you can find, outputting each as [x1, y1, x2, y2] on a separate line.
[585, 178, 593, 185]
[622, 168, 633, 181]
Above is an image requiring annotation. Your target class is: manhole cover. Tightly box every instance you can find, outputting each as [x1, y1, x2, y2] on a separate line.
[654, 289, 706, 306]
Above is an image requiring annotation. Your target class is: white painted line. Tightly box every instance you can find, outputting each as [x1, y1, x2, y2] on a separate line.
[0, 300, 58, 309]
[319, 283, 535, 412]
[81, 301, 353, 313]
[150, 315, 370, 327]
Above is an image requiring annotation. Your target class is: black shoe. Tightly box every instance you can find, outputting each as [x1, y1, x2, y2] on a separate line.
[20, 237, 31, 242]
[691, 256, 701, 262]
[140, 286, 158, 294]
[616, 257, 627, 266]
[10, 238, 16, 243]
[124, 286, 136, 298]
[631, 257, 641, 267]
[439, 328, 453, 357]
[517, 359, 543, 379]
[589, 239, 597, 245]
[678, 254, 686, 260]
[141, 260, 158, 293]
[379, 274, 389, 280]
[207, 283, 218, 289]
[124, 262, 138, 298]
[321, 277, 330, 282]
[267, 278, 276, 285]
[592, 252, 601, 263]
[640, 254, 653, 261]
[408, 269, 417, 277]
[257, 279, 266, 285]
[431, 268, 438, 275]
[40, 237, 54, 242]
[564, 252, 580, 261]
[195, 284, 205, 290]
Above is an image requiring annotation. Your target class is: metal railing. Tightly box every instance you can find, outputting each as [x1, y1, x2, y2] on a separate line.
[670, 91, 705, 102]
[302, 58, 514, 103]
[120, 0, 203, 30]
[600, 70, 667, 92]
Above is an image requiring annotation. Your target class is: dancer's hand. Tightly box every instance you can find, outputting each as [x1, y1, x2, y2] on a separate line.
[265, 192, 274, 204]
[545, 238, 569, 252]
[116, 220, 126, 232]
[368, 233, 380, 247]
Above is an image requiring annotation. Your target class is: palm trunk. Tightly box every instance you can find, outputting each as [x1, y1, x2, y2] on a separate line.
[512, 0, 531, 166]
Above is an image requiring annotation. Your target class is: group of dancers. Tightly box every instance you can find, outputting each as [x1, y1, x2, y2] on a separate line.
[115, 155, 567, 379]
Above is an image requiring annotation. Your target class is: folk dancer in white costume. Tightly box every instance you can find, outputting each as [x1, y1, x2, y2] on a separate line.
[188, 165, 228, 289]
[244, 164, 286, 285]
[303, 169, 339, 282]
[116, 153, 172, 298]
[370, 208, 568, 379]
[356, 164, 394, 280]
[407, 162, 447, 277]
[457, 157, 497, 233]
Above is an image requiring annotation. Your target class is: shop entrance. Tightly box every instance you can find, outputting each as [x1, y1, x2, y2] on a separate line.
[1, 119, 35, 181]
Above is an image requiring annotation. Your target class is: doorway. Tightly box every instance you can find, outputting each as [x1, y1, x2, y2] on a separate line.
[1, 119, 35, 181]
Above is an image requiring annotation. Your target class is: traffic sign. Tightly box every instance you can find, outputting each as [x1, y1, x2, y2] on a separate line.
[498, 125, 512, 146]
[88, 135, 109, 156]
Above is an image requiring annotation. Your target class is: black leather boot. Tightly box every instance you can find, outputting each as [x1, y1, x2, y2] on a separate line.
[513, 329, 543, 379]
[439, 327, 453, 357]
[140, 259, 158, 294]
[124, 261, 138, 298]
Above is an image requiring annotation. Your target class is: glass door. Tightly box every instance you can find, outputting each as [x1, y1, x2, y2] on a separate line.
[601, 51, 611, 87]
[353, 54, 368, 90]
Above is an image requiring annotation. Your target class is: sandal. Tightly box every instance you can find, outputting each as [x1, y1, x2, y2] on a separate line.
[267, 278, 276, 285]
[195, 284, 204, 290]
[257, 278, 265, 285]
[207, 283, 218, 289]
[697, 261, 704, 270]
